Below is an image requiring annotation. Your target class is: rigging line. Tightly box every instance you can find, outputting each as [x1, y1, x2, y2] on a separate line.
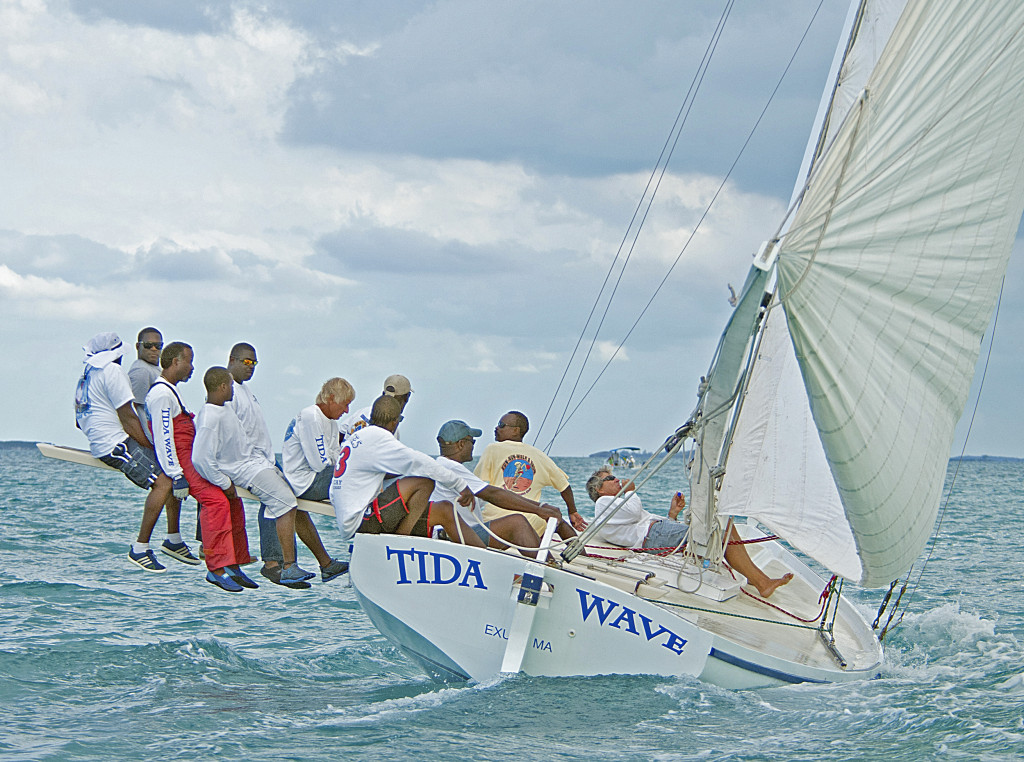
[896, 276, 1005, 626]
[542, 0, 736, 452]
[543, 0, 828, 448]
[532, 0, 736, 448]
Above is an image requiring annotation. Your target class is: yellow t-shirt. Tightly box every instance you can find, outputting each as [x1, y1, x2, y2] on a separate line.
[474, 441, 569, 532]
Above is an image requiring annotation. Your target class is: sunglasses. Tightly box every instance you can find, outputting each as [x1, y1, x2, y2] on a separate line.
[497, 422, 517, 429]
[239, 358, 258, 367]
[139, 341, 163, 350]
[602, 475, 617, 482]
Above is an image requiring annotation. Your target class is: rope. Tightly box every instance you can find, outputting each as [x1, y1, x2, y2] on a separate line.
[540, 0, 829, 450]
[532, 0, 736, 450]
[720, 560, 836, 624]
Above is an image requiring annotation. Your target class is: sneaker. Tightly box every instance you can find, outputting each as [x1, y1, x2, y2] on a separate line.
[320, 559, 349, 583]
[225, 566, 259, 589]
[206, 570, 243, 593]
[280, 563, 315, 589]
[128, 547, 167, 573]
[261, 563, 310, 589]
[259, 563, 281, 584]
[160, 540, 201, 566]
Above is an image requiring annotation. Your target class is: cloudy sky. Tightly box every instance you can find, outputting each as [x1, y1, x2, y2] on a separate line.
[3, 0, 1022, 458]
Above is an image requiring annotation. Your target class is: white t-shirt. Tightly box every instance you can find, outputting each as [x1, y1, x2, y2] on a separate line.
[282, 404, 340, 494]
[227, 380, 274, 463]
[329, 425, 469, 540]
[145, 379, 186, 479]
[76, 363, 135, 458]
[192, 403, 269, 490]
[593, 492, 657, 548]
[430, 456, 489, 526]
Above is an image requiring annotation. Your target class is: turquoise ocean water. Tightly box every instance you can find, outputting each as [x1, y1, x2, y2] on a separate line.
[1, 442, 1022, 760]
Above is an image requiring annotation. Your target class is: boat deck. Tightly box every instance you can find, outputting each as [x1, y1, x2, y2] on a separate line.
[565, 541, 881, 674]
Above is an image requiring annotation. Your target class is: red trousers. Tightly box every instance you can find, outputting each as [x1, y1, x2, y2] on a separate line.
[171, 411, 252, 571]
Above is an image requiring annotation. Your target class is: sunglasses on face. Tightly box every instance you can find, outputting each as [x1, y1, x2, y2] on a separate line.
[139, 341, 163, 350]
[497, 422, 517, 429]
[602, 475, 617, 482]
[240, 358, 258, 367]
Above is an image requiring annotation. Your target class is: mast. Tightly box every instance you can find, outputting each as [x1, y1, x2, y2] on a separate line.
[685, 0, 886, 563]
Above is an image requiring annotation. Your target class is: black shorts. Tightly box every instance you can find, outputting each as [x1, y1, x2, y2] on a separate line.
[357, 480, 431, 537]
[99, 438, 159, 489]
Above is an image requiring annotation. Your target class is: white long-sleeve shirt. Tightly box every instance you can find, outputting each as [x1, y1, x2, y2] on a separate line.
[145, 379, 187, 479]
[192, 403, 270, 490]
[281, 404, 339, 494]
[330, 425, 469, 539]
[593, 493, 658, 548]
[227, 380, 274, 463]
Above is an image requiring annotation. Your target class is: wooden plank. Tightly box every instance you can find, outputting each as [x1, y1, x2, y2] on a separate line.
[35, 442, 336, 518]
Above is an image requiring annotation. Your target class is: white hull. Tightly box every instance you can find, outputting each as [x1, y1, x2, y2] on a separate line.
[38, 441, 883, 687]
[350, 530, 883, 689]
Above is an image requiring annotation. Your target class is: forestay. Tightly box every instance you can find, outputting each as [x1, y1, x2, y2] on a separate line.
[776, 1, 1024, 587]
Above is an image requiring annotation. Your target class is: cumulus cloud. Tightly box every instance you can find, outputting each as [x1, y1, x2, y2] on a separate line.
[0, 0, 1018, 459]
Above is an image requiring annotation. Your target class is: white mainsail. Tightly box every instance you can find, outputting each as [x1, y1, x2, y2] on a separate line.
[775, 1, 1024, 587]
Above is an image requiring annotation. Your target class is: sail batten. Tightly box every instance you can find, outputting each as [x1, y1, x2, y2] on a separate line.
[775, 1, 1024, 586]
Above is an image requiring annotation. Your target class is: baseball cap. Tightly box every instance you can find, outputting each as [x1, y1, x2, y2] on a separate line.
[383, 374, 413, 396]
[437, 420, 483, 443]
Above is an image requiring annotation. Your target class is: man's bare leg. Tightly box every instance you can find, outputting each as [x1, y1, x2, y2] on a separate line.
[487, 515, 540, 558]
[724, 526, 793, 598]
[393, 477, 434, 533]
[294, 510, 331, 567]
[163, 494, 181, 535]
[137, 474, 172, 543]
[427, 502, 487, 549]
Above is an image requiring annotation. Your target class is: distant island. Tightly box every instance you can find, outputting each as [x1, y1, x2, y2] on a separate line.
[3, 441, 1021, 462]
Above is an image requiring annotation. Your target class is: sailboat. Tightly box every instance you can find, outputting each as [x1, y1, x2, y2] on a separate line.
[607, 447, 640, 468]
[344, 0, 1024, 688]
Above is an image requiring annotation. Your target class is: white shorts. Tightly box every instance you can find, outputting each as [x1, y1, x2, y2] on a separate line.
[247, 468, 298, 519]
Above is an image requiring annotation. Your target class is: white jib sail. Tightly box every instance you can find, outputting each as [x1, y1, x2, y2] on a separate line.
[719, 305, 862, 581]
[777, 1, 1024, 587]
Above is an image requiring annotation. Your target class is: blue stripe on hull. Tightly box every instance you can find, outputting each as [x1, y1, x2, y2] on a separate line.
[709, 647, 828, 685]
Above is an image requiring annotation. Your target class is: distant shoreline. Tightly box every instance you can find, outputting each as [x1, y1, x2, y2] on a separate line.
[6, 439, 1022, 462]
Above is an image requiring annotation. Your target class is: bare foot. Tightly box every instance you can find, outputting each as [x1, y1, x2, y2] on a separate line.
[754, 572, 794, 598]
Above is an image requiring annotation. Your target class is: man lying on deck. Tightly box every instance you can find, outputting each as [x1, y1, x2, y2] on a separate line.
[585, 470, 793, 599]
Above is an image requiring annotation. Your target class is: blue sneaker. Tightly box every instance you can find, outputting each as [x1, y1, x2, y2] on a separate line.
[160, 539, 201, 566]
[128, 547, 166, 573]
[225, 566, 259, 589]
[206, 570, 243, 593]
[280, 564, 315, 588]
[320, 559, 349, 583]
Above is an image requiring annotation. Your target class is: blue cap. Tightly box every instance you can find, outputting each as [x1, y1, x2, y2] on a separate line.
[437, 420, 483, 443]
